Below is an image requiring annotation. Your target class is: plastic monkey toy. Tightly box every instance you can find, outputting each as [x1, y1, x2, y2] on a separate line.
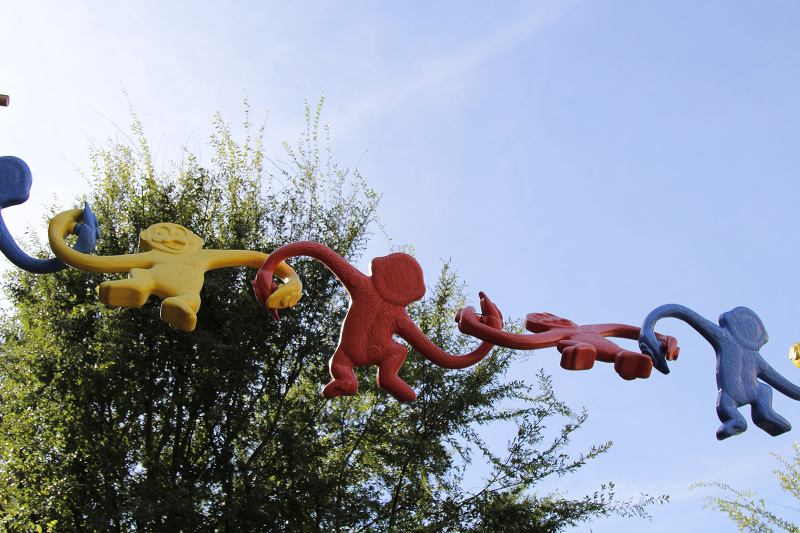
[640, 304, 800, 439]
[253, 241, 503, 402]
[49, 208, 302, 332]
[456, 308, 679, 380]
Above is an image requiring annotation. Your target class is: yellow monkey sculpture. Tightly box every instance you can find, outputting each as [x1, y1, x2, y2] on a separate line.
[49, 208, 302, 332]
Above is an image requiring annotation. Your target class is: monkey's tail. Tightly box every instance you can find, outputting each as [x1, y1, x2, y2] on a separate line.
[403, 292, 502, 369]
[405, 324, 496, 369]
[254, 241, 366, 314]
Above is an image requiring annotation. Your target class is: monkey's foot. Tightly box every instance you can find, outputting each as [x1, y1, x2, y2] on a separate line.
[323, 378, 358, 399]
[755, 418, 792, 437]
[752, 410, 792, 437]
[376, 377, 417, 403]
[716, 419, 747, 440]
[614, 353, 653, 380]
[99, 282, 150, 308]
[559, 344, 595, 371]
[160, 299, 198, 332]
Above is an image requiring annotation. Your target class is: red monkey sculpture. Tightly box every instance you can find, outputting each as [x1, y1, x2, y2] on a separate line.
[253, 242, 503, 402]
[456, 309, 680, 380]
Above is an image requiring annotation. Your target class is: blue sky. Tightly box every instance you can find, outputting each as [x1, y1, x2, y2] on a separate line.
[3, 1, 800, 531]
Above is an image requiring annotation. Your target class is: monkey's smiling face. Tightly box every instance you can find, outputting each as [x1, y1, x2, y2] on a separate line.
[139, 223, 203, 254]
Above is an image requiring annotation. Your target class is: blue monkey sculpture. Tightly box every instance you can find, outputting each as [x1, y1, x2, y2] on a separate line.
[639, 304, 800, 440]
[0, 156, 99, 273]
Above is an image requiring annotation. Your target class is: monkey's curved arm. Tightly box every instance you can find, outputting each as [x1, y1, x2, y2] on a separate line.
[639, 303, 721, 375]
[204, 249, 302, 309]
[253, 241, 367, 319]
[593, 323, 680, 360]
[402, 291, 503, 369]
[593, 324, 642, 339]
[456, 306, 564, 350]
[0, 156, 100, 273]
[49, 208, 154, 273]
[759, 363, 800, 401]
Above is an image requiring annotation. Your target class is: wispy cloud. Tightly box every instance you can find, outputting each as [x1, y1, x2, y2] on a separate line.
[340, 1, 578, 124]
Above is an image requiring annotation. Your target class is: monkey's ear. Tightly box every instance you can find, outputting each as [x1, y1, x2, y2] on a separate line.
[370, 253, 425, 307]
[720, 307, 768, 350]
[190, 232, 204, 247]
[0, 156, 32, 208]
[526, 312, 576, 333]
[138, 229, 148, 248]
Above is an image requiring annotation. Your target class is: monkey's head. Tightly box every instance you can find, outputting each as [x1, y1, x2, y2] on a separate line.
[369, 253, 425, 307]
[719, 306, 768, 351]
[0, 156, 32, 209]
[525, 312, 578, 333]
[140, 223, 203, 254]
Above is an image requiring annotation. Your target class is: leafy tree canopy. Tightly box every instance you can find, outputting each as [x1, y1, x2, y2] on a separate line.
[0, 98, 666, 532]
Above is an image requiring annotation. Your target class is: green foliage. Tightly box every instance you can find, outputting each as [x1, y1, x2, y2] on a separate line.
[692, 443, 800, 532]
[0, 99, 665, 532]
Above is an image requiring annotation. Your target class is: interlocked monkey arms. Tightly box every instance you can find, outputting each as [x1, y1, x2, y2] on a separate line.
[252, 241, 503, 402]
[456, 309, 679, 381]
[49, 208, 302, 332]
[640, 304, 800, 440]
[0, 156, 100, 273]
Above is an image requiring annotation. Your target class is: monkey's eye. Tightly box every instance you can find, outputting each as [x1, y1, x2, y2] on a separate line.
[156, 226, 169, 235]
[173, 228, 187, 238]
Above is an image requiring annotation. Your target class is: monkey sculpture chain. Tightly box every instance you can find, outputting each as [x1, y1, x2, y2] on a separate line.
[49, 208, 303, 332]
[252, 241, 503, 402]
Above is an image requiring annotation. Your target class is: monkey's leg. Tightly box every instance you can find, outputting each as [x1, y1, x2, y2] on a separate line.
[716, 390, 747, 440]
[751, 384, 792, 437]
[557, 340, 596, 371]
[160, 293, 201, 332]
[614, 350, 653, 380]
[323, 349, 359, 398]
[98, 268, 156, 308]
[375, 343, 416, 402]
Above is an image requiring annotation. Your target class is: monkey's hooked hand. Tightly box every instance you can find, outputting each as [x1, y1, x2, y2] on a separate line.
[71, 202, 101, 253]
[252, 269, 303, 320]
[639, 321, 681, 375]
[266, 279, 303, 310]
[455, 292, 503, 331]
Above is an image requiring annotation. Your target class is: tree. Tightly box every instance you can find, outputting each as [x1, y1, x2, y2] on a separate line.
[0, 98, 666, 532]
[692, 443, 800, 532]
